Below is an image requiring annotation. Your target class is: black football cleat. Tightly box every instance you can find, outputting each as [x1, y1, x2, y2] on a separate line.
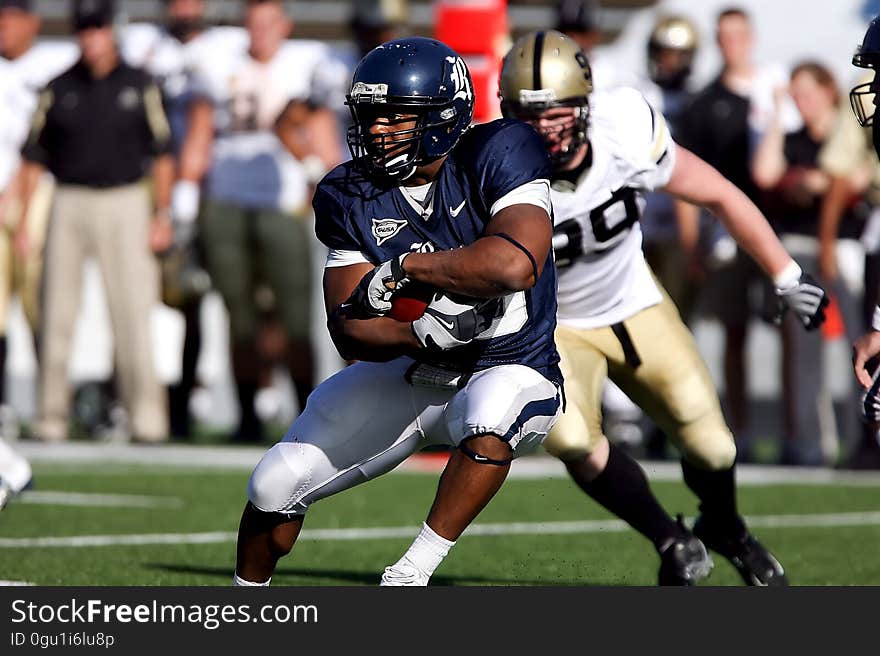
[657, 516, 714, 586]
[693, 516, 789, 586]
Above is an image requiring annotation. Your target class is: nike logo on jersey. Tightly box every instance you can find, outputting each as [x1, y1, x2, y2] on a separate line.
[449, 200, 466, 217]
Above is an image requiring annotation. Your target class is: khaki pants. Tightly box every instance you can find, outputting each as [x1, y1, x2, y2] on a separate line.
[38, 183, 167, 441]
[544, 289, 736, 471]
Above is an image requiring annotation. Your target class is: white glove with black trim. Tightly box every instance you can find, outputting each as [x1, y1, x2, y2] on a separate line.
[350, 253, 410, 316]
[773, 263, 829, 331]
[412, 294, 499, 351]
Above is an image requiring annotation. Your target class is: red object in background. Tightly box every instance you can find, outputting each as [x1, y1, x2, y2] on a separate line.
[388, 284, 435, 322]
[435, 0, 508, 57]
[821, 293, 846, 340]
[434, 0, 509, 123]
[463, 54, 502, 124]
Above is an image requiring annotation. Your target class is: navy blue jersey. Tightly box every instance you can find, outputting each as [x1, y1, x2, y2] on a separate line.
[314, 119, 561, 384]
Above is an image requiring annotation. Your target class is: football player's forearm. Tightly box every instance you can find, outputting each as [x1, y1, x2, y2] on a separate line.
[666, 148, 791, 278]
[404, 236, 538, 298]
[705, 186, 791, 278]
[304, 108, 343, 170]
[178, 100, 213, 182]
[328, 308, 420, 361]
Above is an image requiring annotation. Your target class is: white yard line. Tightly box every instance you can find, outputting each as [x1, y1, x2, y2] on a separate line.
[3, 510, 880, 549]
[0, 580, 34, 586]
[14, 442, 880, 485]
[18, 491, 183, 509]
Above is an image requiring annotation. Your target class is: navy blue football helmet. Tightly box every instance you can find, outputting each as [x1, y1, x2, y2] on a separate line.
[851, 15, 880, 126]
[345, 37, 475, 181]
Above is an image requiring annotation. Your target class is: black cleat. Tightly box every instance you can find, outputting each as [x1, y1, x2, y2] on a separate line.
[693, 516, 789, 586]
[657, 515, 714, 586]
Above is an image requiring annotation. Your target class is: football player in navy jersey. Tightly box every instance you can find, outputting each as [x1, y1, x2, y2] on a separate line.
[849, 16, 880, 423]
[232, 37, 563, 587]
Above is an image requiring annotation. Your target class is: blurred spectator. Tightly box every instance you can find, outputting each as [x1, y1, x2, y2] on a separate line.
[194, 0, 342, 442]
[627, 15, 700, 459]
[19, 0, 173, 443]
[0, 0, 77, 438]
[638, 15, 701, 320]
[321, 0, 407, 152]
[350, 0, 407, 58]
[555, 0, 601, 54]
[752, 62, 858, 466]
[675, 8, 799, 459]
[121, 1, 245, 439]
[554, 0, 614, 91]
[818, 70, 880, 468]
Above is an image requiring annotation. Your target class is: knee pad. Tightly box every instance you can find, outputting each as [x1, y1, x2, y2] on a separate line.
[248, 442, 316, 515]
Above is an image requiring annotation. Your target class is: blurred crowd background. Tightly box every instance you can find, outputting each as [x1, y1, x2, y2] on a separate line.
[2, 0, 879, 469]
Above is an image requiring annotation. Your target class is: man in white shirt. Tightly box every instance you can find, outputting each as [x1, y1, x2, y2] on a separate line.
[193, 0, 342, 442]
[121, 0, 247, 439]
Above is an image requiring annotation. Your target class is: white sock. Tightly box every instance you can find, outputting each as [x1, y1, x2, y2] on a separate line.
[233, 571, 270, 587]
[393, 522, 455, 576]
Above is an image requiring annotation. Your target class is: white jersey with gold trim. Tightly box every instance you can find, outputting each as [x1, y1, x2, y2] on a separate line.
[121, 24, 249, 149]
[552, 86, 676, 329]
[194, 39, 332, 213]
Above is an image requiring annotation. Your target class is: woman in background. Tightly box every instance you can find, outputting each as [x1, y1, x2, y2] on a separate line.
[753, 62, 863, 466]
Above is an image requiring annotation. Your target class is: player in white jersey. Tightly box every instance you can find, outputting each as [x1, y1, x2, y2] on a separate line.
[0, 0, 74, 506]
[499, 31, 829, 586]
[0, 0, 77, 443]
[120, 1, 249, 438]
[0, 56, 32, 509]
[0, 1, 78, 323]
[189, 0, 342, 441]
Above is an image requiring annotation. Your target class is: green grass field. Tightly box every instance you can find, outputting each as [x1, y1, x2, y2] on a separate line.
[2, 458, 879, 586]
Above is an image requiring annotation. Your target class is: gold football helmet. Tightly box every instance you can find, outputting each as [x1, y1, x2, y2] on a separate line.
[647, 16, 698, 89]
[499, 29, 593, 167]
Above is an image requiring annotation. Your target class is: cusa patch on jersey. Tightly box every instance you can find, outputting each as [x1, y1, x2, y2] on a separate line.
[371, 218, 408, 246]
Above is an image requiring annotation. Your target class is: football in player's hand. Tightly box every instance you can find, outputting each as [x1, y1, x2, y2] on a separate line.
[388, 283, 435, 322]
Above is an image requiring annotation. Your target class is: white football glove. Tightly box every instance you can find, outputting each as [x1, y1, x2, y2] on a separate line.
[350, 253, 410, 316]
[774, 272, 829, 331]
[412, 294, 500, 350]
